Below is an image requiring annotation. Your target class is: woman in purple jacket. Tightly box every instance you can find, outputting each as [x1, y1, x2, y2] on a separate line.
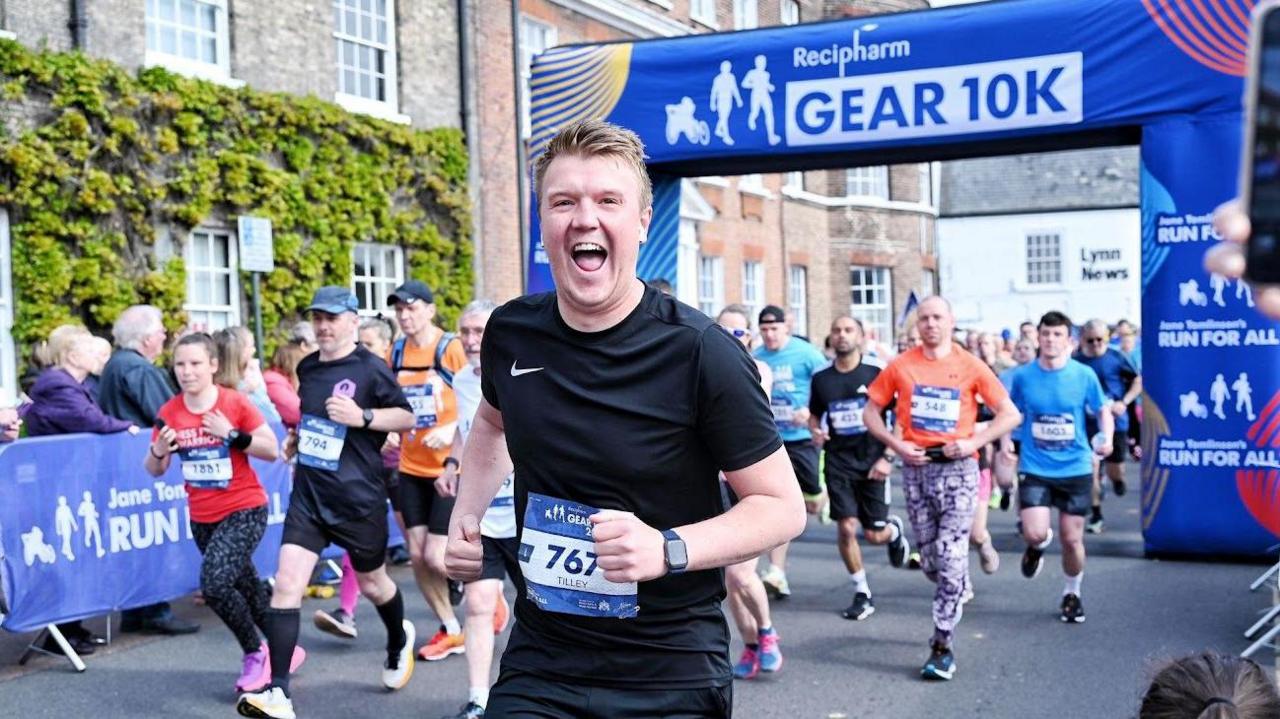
[22, 326, 138, 654]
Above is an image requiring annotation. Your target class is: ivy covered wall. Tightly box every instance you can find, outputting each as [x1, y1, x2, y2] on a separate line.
[0, 40, 472, 358]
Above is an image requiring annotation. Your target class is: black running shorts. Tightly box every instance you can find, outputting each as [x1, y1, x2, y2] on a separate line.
[399, 472, 455, 535]
[1017, 473, 1093, 517]
[479, 536, 521, 583]
[824, 454, 890, 529]
[784, 440, 821, 496]
[281, 493, 389, 573]
[486, 667, 732, 718]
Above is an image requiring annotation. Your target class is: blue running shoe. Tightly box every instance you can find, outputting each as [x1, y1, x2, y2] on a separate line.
[732, 646, 760, 680]
[921, 642, 955, 681]
[758, 628, 782, 673]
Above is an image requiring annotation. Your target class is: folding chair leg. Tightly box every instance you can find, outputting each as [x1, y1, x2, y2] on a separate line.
[1243, 623, 1280, 659]
[1246, 604, 1280, 639]
[1250, 562, 1280, 592]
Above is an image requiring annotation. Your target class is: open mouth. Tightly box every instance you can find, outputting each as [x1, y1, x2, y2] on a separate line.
[571, 242, 608, 272]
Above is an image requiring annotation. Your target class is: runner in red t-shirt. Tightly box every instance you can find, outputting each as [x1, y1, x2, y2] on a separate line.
[863, 296, 1022, 682]
[144, 332, 302, 696]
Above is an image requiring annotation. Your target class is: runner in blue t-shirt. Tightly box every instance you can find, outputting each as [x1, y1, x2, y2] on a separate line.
[754, 305, 827, 599]
[1073, 319, 1142, 533]
[1003, 311, 1112, 624]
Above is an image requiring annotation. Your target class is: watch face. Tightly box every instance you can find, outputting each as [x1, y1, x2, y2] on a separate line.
[668, 540, 688, 569]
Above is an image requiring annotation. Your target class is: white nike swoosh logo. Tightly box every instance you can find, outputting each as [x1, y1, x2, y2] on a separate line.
[511, 361, 544, 377]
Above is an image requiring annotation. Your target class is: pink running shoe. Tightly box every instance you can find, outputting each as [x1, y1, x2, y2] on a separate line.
[732, 646, 760, 680]
[237, 643, 308, 694]
[235, 646, 268, 693]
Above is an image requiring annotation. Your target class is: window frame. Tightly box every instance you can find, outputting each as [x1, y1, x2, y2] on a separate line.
[519, 15, 558, 140]
[742, 260, 763, 321]
[846, 166, 890, 200]
[1025, 231, 1064, 286]
[351, 241, 405, 318]
[184, 228, 242, 331]
[144, 0, 235, 84]
[850, 265, 894, 346]
[781, 0, 800, 25]
[698, 255, 725, 317]
[788, 265, 808, 338]
[733, 0, 759, 30]
[0, 209, 14, 406]
[690, 0, 719, 28]
[333, 0, 405, 122]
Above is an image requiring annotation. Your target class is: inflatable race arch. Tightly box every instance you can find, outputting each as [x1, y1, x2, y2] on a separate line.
[527, 0, 1280, 557]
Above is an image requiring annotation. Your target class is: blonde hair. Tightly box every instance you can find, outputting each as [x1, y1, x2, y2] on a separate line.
[533, 119, 652, 209]
[212, 326, 252, 389]
[48, 325, 92, 367]
[270, 341, 309, 389]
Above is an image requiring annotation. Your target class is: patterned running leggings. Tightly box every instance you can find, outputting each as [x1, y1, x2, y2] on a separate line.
[191, 506, 270, 654]
[901, 459, 979, 648]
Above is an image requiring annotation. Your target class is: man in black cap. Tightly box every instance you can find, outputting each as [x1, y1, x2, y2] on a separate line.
[753, 305, 828, 599]
[383, 279, 472, 662]
[238, 286, 416, 719]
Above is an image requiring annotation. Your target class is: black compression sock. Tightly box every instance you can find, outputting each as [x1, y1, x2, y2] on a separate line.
[374, 589, 407, 653]
[263, 608, 300, 695]
[1091, 506, 1103, 521]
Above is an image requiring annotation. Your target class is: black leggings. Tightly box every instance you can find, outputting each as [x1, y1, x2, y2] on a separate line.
[192, 506, 270, 654]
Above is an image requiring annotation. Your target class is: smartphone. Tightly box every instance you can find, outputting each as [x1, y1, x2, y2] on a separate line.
[924, 445, 947, 462]
[1244, 0, 1280, 283]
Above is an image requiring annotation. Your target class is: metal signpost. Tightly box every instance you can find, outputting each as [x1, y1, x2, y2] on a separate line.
[237, 216, 274, 354]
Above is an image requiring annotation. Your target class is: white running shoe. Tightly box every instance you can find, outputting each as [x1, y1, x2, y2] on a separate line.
[760, 567, 791, 599]
[381, 619, 416, 691]
[236, 686, 296, 719]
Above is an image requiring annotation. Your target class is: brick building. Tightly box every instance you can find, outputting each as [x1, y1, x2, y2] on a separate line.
[0, 0, 464, 401]
[473, 0, 938, 345]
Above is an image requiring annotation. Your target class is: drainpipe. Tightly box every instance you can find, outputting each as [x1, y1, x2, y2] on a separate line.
[69, 0, 87, 50]
[511, 0, 529, 294]
[457, 0, 484, 297]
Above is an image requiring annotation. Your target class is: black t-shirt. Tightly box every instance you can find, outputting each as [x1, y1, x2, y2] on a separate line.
[809, 361, 887, 473]
[481, 286, 781, 688]
[293, 344, 410, 524]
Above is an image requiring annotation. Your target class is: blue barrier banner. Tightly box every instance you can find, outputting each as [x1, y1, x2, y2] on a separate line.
[0, 430, 402, 633]
[1141, 117, 1280, 556]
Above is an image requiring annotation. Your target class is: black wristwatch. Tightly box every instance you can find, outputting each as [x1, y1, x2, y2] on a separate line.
[226, 429, 241, 446]
[662, 529, 688, 574]
[361, 408, 374, 428]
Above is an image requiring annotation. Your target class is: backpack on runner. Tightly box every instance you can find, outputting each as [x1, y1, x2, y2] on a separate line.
[389, 332, 457, 387]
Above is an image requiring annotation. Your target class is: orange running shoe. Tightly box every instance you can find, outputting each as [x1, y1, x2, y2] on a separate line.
[417, 627, 465, 661]
[493, 593, 510, 635]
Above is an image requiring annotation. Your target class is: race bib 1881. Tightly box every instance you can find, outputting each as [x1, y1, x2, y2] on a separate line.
[828, 397, 868, 436]
[519, 492, 639, 619]
[297, 414, 347, 471]
[180, 445, 232, 489]
[910, 385, 962, 434]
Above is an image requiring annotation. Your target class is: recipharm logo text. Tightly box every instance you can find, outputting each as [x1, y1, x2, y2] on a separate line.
[784, 52, 1082, 147]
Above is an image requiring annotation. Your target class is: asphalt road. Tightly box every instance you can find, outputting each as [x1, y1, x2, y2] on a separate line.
[1, 465, 1273, 718]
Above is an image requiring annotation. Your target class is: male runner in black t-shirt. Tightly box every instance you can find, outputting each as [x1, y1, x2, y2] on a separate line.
[808, 316, 910, 622]
[444, 120, 806, 719]
[238, 287, 415, 719]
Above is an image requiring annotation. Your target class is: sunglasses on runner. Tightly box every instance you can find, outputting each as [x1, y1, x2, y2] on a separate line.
[729, 328, 750, 338]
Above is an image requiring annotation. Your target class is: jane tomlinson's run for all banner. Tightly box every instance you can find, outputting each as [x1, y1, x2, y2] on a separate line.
[526, 0, 1280, 556]
[0, 431, 401, 633]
